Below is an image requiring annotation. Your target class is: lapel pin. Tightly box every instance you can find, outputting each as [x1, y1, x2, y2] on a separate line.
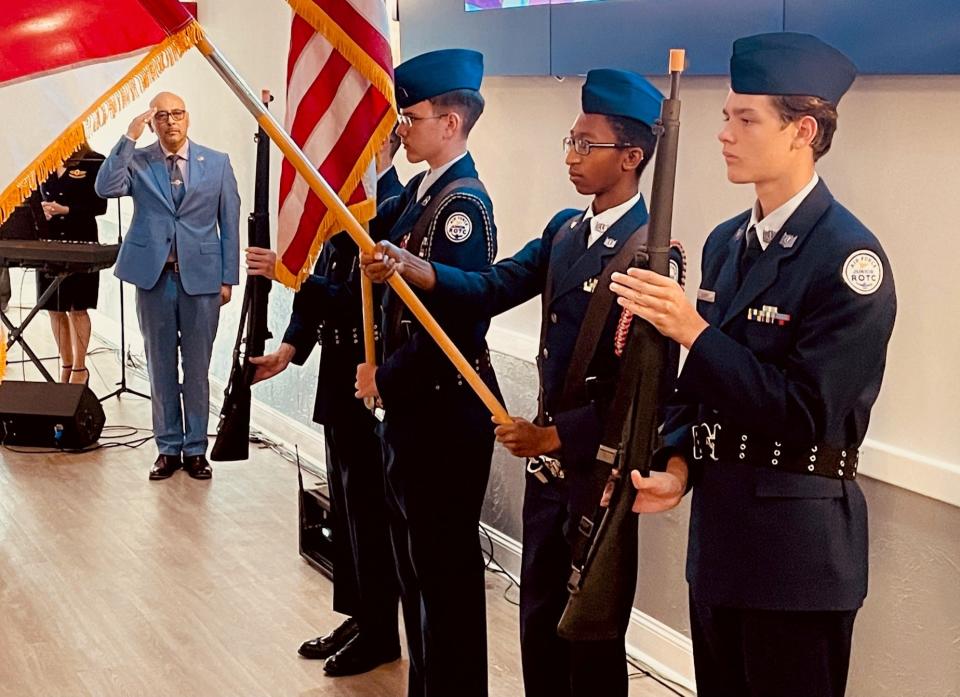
[780, 233, 797, 248]
[582, 277, 599, 294]
[196, 155, 204, 162]
[570, 219, 578, 229]
[603, 237, 617, 249]
[421, 195, 431, 206]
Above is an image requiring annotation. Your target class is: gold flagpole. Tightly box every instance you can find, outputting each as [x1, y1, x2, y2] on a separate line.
[194, 36, 510, 424]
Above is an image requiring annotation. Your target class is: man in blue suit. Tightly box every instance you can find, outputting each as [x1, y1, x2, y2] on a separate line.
[362, 69, 681, 697]
[612, 34, 897, 697]
[96, 92, 240, 481]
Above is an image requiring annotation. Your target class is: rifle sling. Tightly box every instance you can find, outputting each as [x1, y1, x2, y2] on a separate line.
[554, 223, 650, 413]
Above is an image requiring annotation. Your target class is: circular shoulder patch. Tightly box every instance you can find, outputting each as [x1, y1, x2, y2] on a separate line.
[842, 250, 883, 295]
[444, 212, 473, 243]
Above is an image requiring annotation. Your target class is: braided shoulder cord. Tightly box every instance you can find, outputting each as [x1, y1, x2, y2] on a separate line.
[614, 238, 688, 357]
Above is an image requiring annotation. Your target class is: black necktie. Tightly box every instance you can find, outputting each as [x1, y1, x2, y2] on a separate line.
[739, 225, 761, 280]
[168, 154, 185, 208]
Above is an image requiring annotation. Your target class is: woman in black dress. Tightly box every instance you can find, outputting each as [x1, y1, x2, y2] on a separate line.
[38, 142, 107, 383]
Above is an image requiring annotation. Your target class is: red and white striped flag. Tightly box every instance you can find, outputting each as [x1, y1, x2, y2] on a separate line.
[276, 0, 397, 289]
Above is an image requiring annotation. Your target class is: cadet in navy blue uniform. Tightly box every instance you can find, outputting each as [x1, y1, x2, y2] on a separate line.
[364, 69, 681, 697]
[355, 49, 501, 697]
[245, 133, 404, 676]
[612, 33, 897, 697]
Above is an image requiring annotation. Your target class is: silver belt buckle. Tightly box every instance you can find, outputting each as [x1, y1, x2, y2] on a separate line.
[691, 422, 720, 462]
[526, 456, 564, 484]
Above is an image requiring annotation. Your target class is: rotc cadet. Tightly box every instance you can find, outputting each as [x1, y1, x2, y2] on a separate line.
[244, 131, 404, 676]
[363, 69, 682, 697]
[354, 48, 501, 697]
[611, 33, 897, 697]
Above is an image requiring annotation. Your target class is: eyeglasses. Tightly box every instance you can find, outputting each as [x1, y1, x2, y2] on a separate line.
[562, 136, 632, 156]
[154, 109, 187, 124]
[398, 112, 449, 128]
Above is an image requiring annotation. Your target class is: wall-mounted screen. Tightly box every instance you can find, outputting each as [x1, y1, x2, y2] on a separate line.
[401, 0, 960, 76]
[465, 0, 597, 10]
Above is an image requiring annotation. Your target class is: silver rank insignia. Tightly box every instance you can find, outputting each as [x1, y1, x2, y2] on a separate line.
[780, 233, 797, 248]
[582, 277, 599, 293]
[747, 304, 791, 325]
[603, 237, 617, 248]
[197, 155, 205, 162]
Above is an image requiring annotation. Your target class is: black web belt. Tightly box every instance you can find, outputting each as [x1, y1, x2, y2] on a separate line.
[690, 421, 859, 480]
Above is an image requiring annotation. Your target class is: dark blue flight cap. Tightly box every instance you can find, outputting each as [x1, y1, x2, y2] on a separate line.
[581, 68, 663, 127]
[395, 49, 484, 109]
[731, 32, 857, 104]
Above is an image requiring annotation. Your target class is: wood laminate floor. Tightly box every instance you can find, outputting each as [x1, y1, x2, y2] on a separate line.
[0, 327, 676, 697]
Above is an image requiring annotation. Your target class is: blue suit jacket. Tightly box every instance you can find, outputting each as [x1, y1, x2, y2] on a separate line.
[665, 179, 897, 611]
[95, 136, 240, 295]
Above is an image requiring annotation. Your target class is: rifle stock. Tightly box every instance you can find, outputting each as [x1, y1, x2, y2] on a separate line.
[210, 91, 273, 461]
[558, 50, 685, 641]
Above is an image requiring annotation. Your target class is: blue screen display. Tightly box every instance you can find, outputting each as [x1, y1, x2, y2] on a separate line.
[465, 0, 597, 11]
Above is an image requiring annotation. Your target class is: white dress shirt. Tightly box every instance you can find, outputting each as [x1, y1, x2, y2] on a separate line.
[581, 191, 642, 248]
[748, 173, 819, 249]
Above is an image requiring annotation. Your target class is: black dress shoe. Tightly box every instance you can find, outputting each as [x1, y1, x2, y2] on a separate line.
[323, 637, 401, 677]
[298, 618, 359, 660]
[149, 454, 181, 480]
[183, 454, 213, 480]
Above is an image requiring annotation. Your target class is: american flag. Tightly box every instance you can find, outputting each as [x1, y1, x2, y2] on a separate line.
[276, 0, 397, 289]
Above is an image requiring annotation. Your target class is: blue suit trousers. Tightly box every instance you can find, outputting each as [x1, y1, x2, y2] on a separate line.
[136, 270, 220, 456]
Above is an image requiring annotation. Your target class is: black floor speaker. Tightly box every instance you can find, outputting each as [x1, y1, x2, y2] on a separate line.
[0, 380, 106, 449]
[298, 476, 335, 580]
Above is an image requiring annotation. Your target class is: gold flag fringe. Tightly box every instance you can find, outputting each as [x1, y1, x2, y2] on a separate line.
[0, 327, 6, 383]
[0, 21, 205, 226]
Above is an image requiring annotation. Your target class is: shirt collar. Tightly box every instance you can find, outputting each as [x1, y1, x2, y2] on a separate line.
[583, 191, 642, 236]
[749, 172, 819, 250]
[160, 140, 190, 161]
[417, 151, 468, 200]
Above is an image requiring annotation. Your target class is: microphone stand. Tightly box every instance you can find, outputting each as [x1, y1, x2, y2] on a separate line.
[100, 198, 149, 402]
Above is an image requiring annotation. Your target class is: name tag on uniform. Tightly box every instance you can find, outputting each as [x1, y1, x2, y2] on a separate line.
[697, 288, 716, 303]
[746, 304, 791, 325]
[582, 277, 599, 293]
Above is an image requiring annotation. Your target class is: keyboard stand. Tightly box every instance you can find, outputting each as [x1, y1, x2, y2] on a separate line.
[1, 271, 70, 382]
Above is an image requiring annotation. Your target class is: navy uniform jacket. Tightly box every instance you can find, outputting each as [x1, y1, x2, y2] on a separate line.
[431, 197, 679, 515]
[39, 153, 108, 242]
[665, 179, 896, 611]
[371, 153, 498, 410]
[283, 166, 404, 425]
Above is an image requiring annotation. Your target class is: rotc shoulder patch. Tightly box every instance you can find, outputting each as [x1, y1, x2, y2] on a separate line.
[444, 212, 472, 243]
[842, 250, 883, 295]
